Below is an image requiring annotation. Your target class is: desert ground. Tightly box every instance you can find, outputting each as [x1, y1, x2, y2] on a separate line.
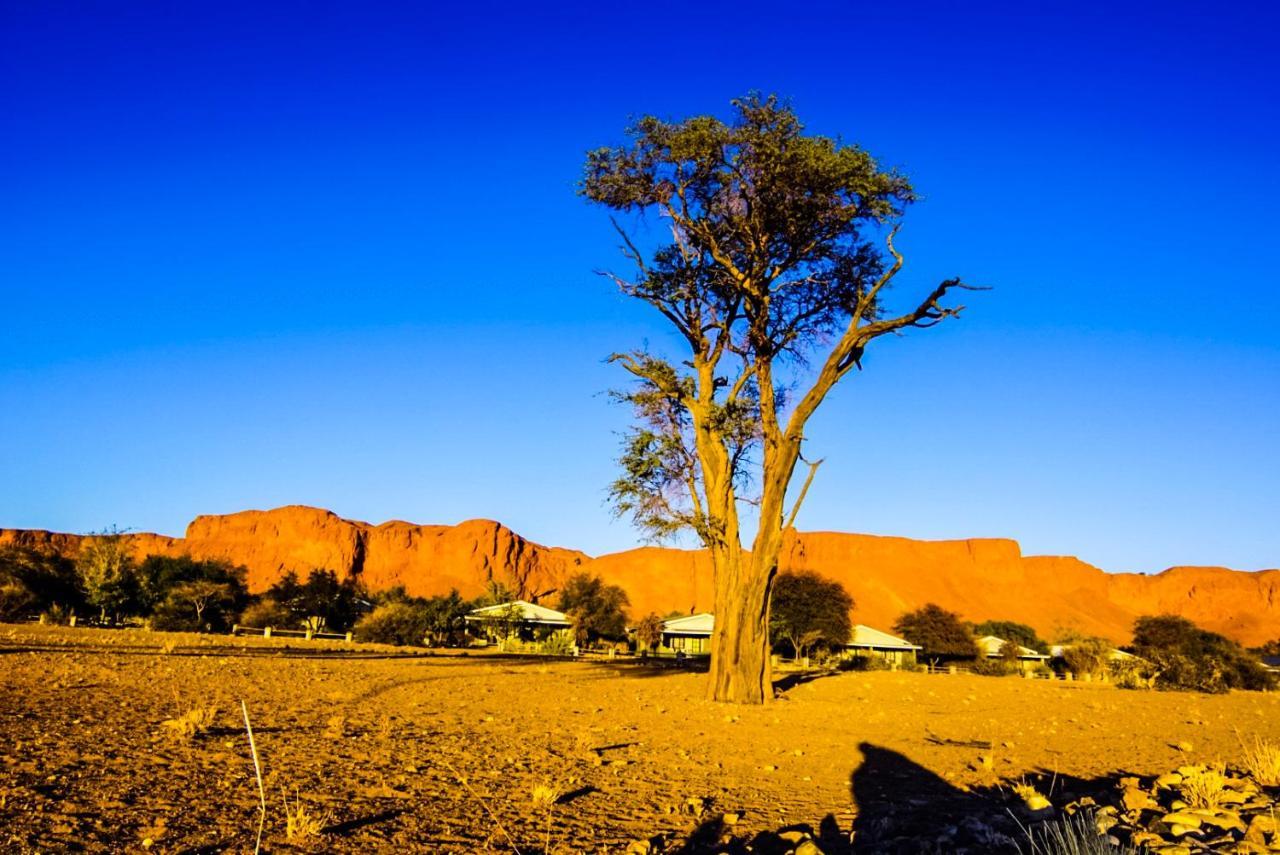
[2, 624, 1278, 854]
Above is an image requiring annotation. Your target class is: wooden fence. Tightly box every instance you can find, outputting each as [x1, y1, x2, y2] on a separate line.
[231, 624, 352, 642]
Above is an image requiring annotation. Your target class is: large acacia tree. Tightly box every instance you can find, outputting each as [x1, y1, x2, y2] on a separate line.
[581, 95, 974, 703]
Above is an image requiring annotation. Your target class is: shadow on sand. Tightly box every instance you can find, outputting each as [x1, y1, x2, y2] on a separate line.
[672, 741, 1127, 854]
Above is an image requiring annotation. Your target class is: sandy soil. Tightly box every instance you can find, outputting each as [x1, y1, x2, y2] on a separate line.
[2, 623, 1278, 854]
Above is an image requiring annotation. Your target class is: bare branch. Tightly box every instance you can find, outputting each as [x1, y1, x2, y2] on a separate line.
[783, 456, 824, 530]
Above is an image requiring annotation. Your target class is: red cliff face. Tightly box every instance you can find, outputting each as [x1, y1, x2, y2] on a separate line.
[2, 506, 1276, 646]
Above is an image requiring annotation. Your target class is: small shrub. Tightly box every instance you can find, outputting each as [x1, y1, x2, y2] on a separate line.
[540, 630, 574, 656]
[972, 657, 1017, 677]
[352, 602, 430, 647]
[161, 706, 218, 739]
[239, 599, 295, 631]
[839, 655, 891, 672]
[1061, 638, 1111, 680]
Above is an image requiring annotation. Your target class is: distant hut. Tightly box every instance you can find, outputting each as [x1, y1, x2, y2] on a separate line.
[465, 600, 570, 644]
[844, 624, 922, 666]
[977, 635, 1050, 673]
[660, 613, 714, 656]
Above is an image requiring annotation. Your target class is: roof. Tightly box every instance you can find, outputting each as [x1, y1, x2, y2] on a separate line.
[847, 624, 921, 651]
[661, 612, 715, 635]
[976, 635, 1050, 660]
[1049, 643, 1146, 663]
[465, 600, 569, 625]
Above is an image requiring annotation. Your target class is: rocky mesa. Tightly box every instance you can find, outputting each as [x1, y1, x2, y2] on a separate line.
[2, 505, 1276, 646]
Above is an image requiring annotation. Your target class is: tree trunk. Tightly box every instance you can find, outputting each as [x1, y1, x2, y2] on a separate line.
[706, 548, 775, 703]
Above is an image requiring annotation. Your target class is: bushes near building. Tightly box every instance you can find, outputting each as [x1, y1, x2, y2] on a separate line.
[1131, 614, 1275, 693]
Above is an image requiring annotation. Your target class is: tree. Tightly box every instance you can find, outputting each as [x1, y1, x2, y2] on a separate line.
[266, 569, 362, 633]
[556, 573, 629, 646]
[581, 94, 974, 703]
[893, 604, 978, 662]
[76, 529, 138, 624]
[0, 546, 84, 620]
[769, 570, 853, 661]
[971, 620, 1048, 654]
[1060, 637, 1111, 680]
[161, 580, 237, 631]
[1131, 614, 1274, 693]
[135, 555, 249, 628]
[634, 613, 664, 652]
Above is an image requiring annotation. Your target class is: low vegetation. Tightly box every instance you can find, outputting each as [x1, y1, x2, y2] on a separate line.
[1131, 614, 1275, 693]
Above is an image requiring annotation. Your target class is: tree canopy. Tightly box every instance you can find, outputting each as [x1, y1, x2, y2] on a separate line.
[769, 570, 854, 660]
[893, 604, 978, 660]
[1131, 614, 1274, 693]
[556, 572, 630, 644]
[971, 620, 1049, 654]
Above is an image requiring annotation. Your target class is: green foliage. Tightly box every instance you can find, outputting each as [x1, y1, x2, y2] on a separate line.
[353, 602, 431, 646]
[266, 569, 363, 633]
[971, 620, 1048, 654]
[839, 655, 891, 672]
[75, 529, 138, 623]
[556, 573, 630, 644]
[134, 555, 248, 631]
[893, 603, 979, 661]
[998, 638, 1023, 664]
[769, 570, 854, 660]
[1060, 637, 1112, 679]
[239, 598, 294, 630]
[1131, 614, 1275, 693]
[353, 590, 470, 647]
[581, 94, 971, 545]
[971, 656, 1017, 677]
[0, 546, 83, 620]
[634, 613, 664, 651]
[540, 630, 575, 656]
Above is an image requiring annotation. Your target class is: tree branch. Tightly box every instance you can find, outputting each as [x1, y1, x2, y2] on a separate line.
[783, 456, 823, 530]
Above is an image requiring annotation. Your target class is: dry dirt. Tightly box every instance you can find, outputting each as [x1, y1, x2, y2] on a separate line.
[2, 624, 1278, 854]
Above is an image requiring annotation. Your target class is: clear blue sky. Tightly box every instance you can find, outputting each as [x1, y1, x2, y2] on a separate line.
[2, 1, 1276, 573]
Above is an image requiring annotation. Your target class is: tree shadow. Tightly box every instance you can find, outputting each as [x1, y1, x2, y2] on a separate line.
[669, 743, 1130, 854]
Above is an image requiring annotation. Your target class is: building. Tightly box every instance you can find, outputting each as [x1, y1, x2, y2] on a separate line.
[660, 612, 714, 655]
[976, 635, 1051, 672]
[465, 600, 570, 643]
[844, 624, 921, 666]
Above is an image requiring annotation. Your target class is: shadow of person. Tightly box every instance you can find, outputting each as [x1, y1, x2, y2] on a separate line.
[850, 742, 1018, 854]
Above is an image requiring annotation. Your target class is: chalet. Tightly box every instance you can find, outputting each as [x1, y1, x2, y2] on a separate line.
[976, 635, 1051, 672]
[660, 612, 714, 655]
[465, 600, 570, 643]
[844, 624, 921, 666]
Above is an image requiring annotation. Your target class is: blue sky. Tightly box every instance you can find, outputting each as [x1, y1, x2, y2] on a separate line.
[1, 1, 1276, 573]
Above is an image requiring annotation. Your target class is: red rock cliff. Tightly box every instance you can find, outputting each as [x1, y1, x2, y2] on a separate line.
[2, 506, 1276, 646]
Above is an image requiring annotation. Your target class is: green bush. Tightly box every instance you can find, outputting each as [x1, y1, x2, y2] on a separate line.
[839, 655, 892, 672]
[1132, 615, 1275, 693]
[971, 657, 1018, 677]
[353, 602, 430, 646]
[540, 630, 575, 656]
[239, 598, 296, 630]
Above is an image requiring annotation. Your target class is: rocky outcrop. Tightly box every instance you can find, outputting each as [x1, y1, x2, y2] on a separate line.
[2, 505, 1276, 646]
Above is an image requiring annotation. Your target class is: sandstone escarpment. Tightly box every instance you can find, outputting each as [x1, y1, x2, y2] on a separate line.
[2, 505, 1276, 646]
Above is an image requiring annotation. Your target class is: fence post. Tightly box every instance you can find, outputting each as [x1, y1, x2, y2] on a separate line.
[345, 631, 353, 643]
[232, 624, 239, 636]
[264, 627, 272, 639]
[69, 616, 77, 627]
[948, 664, 957, 675]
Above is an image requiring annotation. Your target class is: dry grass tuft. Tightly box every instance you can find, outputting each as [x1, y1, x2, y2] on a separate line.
[1179, 768, 1227, 809]
[530, 782, 562, 810]
[1240, 735, 1280, 787]
[1012, 781, 1051, 811]
[283, 789, 328, 840]
[161, 706, 218, 739]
